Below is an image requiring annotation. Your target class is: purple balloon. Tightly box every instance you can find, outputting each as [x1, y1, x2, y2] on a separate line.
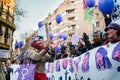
[38, 21, 44, 28]
[49, 32, 54, 40]
[15, 42, 20, 49]
[55, 14, 62, 24]
[59, 33, 63, 39]
[55, 46, 60, 53]
[20, 41, 24, 48]
[63, 34, 68, 40]
[86, 0, 95, 8]
[98, 0, 114, 14]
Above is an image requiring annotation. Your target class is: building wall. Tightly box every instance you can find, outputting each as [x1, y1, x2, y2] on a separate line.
[94, 1, 106, 33]
[0, 0, 16, 55]
[44, 0, 96, 43]
[45, 0, 106, 44]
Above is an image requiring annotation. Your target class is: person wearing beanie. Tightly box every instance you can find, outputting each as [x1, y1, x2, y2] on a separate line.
[104, 23, 120, 45]
[27, 35, 59, 80]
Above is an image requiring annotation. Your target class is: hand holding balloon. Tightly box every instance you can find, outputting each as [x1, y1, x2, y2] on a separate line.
[46, 39, 51, 48]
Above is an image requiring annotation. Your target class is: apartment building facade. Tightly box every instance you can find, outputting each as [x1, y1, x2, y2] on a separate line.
[0, 0, 16, 55]
[44, 0, 106, 44]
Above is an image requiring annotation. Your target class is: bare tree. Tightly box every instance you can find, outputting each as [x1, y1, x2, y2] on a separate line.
[14, 1, 27, 27]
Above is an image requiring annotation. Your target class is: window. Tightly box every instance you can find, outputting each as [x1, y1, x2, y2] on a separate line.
[0, 2, 3, 16]
[95, 5, 97, 9]
[69, 33, 74, 38]
[0, 24, 3, 35]
[69, 34, 72, 37]
[71, 1, 75, 3]
[95, 13, 99, 18]
[66, 9, 75, 14]
[96, 22, 100, 27]
[6, 6, 10, 20]
[0, 24, 2, 32]
[74, 0, 82, 4]
[4, 27, 9, 44]
[4, 27, 9, 38]
[71, 25, 76, 30]
[68, 17, 75, 21]
[49, 22, 51, 25]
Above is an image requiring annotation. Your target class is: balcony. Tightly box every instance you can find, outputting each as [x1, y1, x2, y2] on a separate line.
[67, 29, 74, 34]
[0, 6, 15, 30]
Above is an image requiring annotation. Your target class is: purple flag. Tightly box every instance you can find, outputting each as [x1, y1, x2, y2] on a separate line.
[18, 64, 36, 80]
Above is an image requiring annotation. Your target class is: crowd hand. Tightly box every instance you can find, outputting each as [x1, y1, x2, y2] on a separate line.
[51, 41, 60, 49]
[46, 39, 51, 47]
[48, 41, 60, 55]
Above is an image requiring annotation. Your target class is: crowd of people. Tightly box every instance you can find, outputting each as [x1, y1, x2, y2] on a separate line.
[0, 22, 120, 80]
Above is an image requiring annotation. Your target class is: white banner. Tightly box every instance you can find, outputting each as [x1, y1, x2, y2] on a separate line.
[0, 49, 9, 58]
[46, 42, 120, 80]
[111, 0, 120, 23]
[10, 64, 20, 80]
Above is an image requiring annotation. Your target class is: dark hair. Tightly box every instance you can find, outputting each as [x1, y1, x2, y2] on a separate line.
[70, 45, 75, 50]
[95, 47, 112, 69]
[61, 45, 66, 50]
[83, 32, 89, 40]
[117, 30, 120, 36]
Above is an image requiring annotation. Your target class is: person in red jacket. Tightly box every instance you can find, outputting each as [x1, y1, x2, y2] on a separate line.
[104, 23, 120, 45]
[27, 36, 59, 80]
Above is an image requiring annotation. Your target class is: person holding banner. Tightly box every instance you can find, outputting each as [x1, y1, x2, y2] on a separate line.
[104, 23, 120, 45]
[27, 36, 58, 80]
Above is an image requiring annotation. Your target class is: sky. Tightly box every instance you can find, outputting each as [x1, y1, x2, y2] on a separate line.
[13, 0, 63, 41]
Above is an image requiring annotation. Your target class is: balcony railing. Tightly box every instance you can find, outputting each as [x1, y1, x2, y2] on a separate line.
[0, 6, 14, 23]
